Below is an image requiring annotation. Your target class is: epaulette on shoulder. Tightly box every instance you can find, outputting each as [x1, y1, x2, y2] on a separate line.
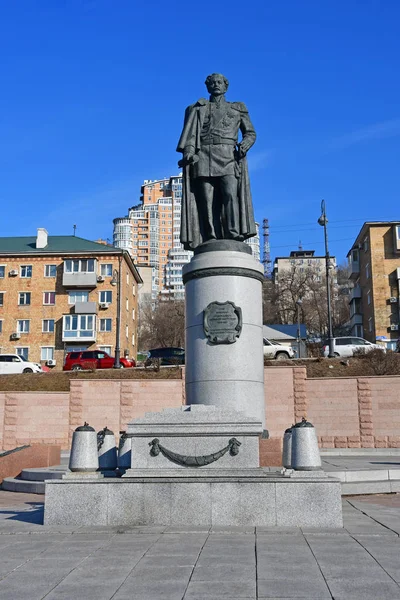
[230, 101, 248, 112]
[196, 98, 208, 106]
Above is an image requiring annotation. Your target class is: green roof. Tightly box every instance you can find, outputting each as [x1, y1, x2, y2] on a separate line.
[0, 236, 121, 255]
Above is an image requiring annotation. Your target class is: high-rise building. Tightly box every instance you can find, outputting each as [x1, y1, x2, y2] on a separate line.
[113, 177, 261, 298]
[113, 175, 192, 299]
[244, 222, 261, 261]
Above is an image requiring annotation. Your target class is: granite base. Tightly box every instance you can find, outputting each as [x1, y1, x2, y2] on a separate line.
[44, 471, 343, 528]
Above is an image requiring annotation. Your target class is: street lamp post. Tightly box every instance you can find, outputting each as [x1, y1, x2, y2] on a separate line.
[318, 200, 335, 358]
[110, 256, 122, 368]
[296, 299, 302, 358]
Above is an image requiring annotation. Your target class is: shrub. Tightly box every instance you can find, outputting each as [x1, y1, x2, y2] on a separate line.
[353, 348, 400, 376]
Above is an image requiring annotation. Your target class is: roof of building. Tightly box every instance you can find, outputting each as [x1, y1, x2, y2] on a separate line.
[274, 255, 335, 262]
[289, 250, 315, 257]
[0, 235, 120, 255]
[0, 233, 142, 283]
[347, 221, 400, 256]
[263, 324, 307, 340]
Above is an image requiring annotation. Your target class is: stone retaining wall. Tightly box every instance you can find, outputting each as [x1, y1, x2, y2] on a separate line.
[1, 368, 400, 452]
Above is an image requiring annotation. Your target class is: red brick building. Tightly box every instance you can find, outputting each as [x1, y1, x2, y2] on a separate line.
[0, 229, 142, 368]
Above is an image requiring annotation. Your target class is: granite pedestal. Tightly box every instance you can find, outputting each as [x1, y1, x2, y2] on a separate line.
[45, 406, 343, 528]
[182, 241, 266, 428]
[44, 243, 343, 529]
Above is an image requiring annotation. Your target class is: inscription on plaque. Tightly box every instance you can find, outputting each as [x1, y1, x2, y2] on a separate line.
[203, 301, 242, 345]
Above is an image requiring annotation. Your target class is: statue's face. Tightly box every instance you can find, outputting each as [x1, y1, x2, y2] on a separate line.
[206, 75, 227, 96]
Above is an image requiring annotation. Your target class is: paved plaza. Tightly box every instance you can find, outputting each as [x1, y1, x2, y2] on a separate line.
[0, 489, 399, 599]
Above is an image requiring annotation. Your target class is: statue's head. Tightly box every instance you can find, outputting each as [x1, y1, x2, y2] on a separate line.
[205, 73, 229, 96]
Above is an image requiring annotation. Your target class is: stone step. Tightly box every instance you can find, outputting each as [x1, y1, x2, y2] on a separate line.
[2, 477, 45, 494]
[20, 467, 67, 482]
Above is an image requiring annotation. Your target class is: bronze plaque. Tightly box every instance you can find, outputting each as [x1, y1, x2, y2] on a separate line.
[203, 301, 242, 345]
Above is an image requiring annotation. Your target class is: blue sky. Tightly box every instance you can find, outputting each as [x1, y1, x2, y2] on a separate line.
[1, 0, 400, 265]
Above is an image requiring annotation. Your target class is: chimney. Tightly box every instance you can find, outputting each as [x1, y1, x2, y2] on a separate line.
[36, 228, 48, 249]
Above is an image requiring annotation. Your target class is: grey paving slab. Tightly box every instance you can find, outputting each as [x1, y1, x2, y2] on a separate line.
[257, 578, 331, 598]
[113, 578, 191, 600]
[324, 578, 400, 599]
[191, 563, 255, 581]
[184, 580, 256, 598]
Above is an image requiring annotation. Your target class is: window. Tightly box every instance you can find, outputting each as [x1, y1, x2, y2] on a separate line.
[17, 320, 30, 333]
[41, 347, 54, 361]
[131, 333, 135, 346]
[99, 318, 112, 332]
[126, 325, 129, 338]
[44, 265, 57, 277]
[18, 292, 31, 306]
[42, 319, 55, 333]
[20, 265, 32, 278]
[363, 237, 369, 252]
[63, 315, 95, 339]
[68, 291, 89, 304]
[100, 264, 113, 277]
[99, 290, 112, 303]
[98, 346, 112, 355]
[64, 259, 95, 273]
[43, 292, 56, 305]
[16, 347, 29, 360]
[0, 292, 3, 306]
[396, 225, 400, 240]
[126, 298, 129, 310]
[335, 338, 351, 346]
[368, 318, 373, 333]
[367, 291, 371, 305]
[132, 308, 135, 320]
[351, 249, 359, 263]
[0, 320, 2, 334]
[126, 273, 129, 284]
[366, 263, 370, 279]
[0, 266, 4, 278]
[355, 325, 363, 338]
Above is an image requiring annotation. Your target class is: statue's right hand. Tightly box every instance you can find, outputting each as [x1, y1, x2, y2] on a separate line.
[184, 152, 194, 163]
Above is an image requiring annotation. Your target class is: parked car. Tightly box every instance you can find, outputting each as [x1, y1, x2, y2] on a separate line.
[263, 339, 295, 360]
[322, 337, 385, 358]
[0, 354, 43, 374]
[63, 350, 135, 371]
[145, 347, 185, 367]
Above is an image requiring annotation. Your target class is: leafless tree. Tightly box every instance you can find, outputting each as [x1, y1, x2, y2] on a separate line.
[138, 299, 185, 350]
[268, 264, 350, 336]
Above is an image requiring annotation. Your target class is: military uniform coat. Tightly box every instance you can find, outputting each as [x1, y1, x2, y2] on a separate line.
[177, 97, 257, 250]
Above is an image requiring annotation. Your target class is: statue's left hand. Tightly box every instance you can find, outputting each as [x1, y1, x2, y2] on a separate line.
[237, 144, 248, 158]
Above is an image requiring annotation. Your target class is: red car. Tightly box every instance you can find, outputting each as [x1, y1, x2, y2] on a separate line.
[63, 350, 135, 371]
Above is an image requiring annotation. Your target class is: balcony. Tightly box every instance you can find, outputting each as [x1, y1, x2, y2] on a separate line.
[74, 302, 97, 314]
[349, 260, 360, 280]
[350, 313, 363, 326]
[62, 259, 98, 288]
[62, 314, 96, 342]
[62, 272, 97, 288]
[350, 286, 362, 301]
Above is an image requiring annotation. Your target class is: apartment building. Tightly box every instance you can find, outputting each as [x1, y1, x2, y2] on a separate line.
[113, 175, 192, 300]
[113, 176, 262, 299]
[0, 229, 142, 368]
[244, 222, 261, 261]
[273, 250, 336, 281]
[347, 222, 400, 348]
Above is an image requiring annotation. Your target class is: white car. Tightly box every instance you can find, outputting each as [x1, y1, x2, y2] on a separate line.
[0, 354, 43, 374]
[263, 339, 295, 360]
[322, 337, 385, 358]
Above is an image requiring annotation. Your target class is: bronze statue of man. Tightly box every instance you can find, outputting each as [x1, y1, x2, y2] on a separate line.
[177, 73, 257, 250]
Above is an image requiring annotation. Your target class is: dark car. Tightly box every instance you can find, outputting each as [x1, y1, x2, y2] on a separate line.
[144, 347, 185, 367]
[63, 350, 135, 371]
